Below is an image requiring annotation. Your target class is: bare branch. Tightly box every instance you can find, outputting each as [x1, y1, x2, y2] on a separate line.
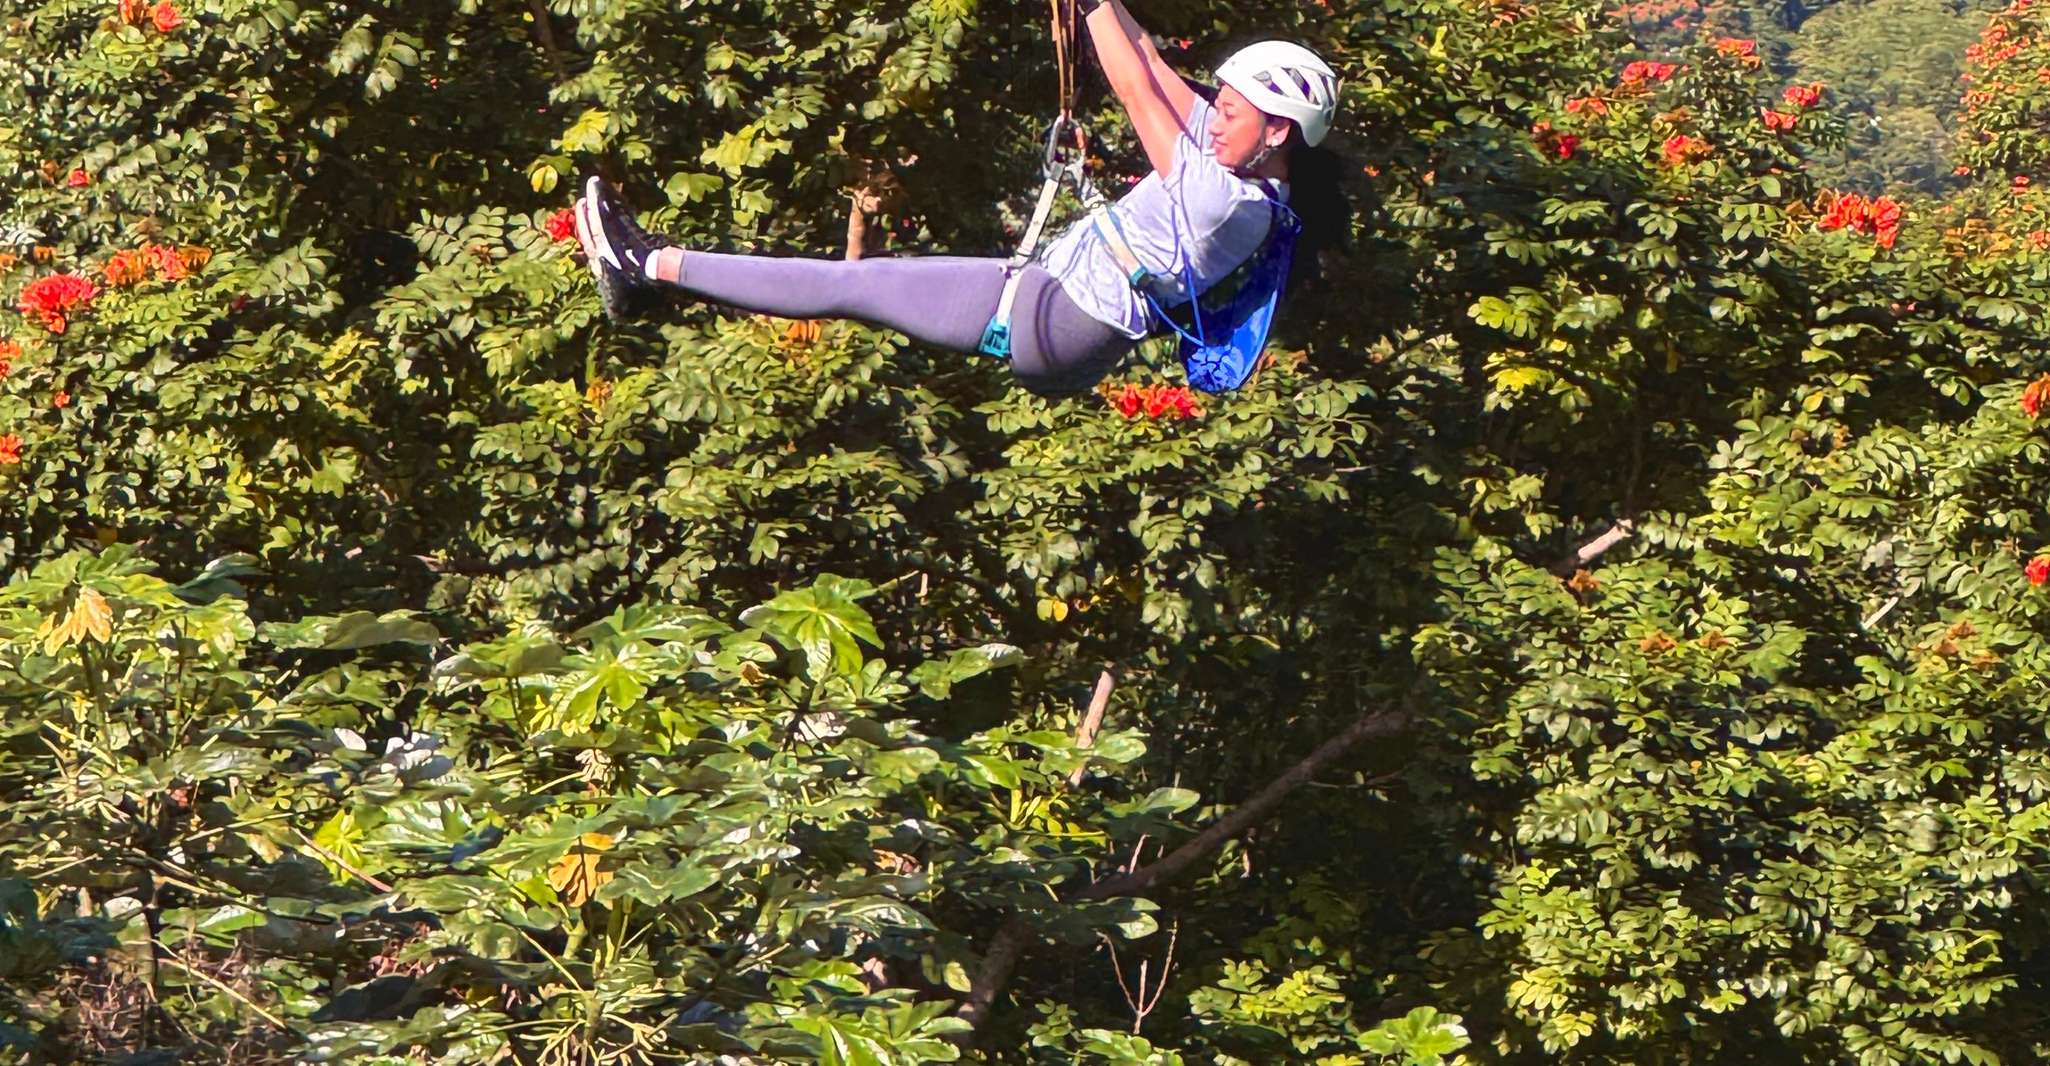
[956, 669, 1116, 1030]
[525, 0, 570, 84]
[955, 703, 1411, 1037]
[1068, 669, 1115, 788]
[411, 554, 523, 577]
[956, 916, 1031, 1032]
[1861, 595, 1901, 631]
[1550, 519, 1637, 576]
[1078, 707, 1407, 901]
[1133, 920, 1178, 1033]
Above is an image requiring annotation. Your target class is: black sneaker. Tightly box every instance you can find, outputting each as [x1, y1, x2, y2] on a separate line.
[576, 177, 670, 323]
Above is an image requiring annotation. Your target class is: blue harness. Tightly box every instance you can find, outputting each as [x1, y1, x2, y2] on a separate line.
[1097, 194, 1300, 393]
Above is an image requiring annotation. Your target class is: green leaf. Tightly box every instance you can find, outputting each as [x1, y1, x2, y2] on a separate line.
[260, 611, 441, 650]
[594, 862, 719, 907]
[907, 642, 1022, 699]
[739, 576, 882, 678]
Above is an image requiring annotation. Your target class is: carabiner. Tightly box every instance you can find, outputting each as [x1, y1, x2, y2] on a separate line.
[1040, 116, 1072, 178]
[1042, 116, 1093, 176]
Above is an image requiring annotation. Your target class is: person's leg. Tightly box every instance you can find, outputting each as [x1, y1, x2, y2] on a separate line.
[660, 251, 1008, 353]
[574, 178, 1134, 391]
[663, 253, 1133, 394]
[1000, 268, 1138, 395]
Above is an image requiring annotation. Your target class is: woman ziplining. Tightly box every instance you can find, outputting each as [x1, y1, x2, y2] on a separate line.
[572, 0, 1345, 395]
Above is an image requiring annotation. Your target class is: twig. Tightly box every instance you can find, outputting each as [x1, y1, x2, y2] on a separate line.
[158, 950, 295, 1033]
[410, 554, 526, 576]
[1102, 919, 1178, 1034]
[1067, 669, 1115, 788]
[1550, 519, 1637, 576]
[1861, 595, 1900, 631]
[1078, 708, 1407, 901]
[293, 830, 393, 893]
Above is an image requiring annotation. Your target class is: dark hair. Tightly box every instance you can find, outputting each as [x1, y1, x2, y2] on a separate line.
[1280, 125, 1352, 296]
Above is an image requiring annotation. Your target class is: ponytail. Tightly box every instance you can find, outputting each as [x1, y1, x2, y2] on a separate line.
[1281, 126, 1352, 296]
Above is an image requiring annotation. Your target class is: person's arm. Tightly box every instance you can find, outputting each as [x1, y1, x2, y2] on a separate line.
[1082, 0, 1186, 179]
[1103, 0, 1198, 128]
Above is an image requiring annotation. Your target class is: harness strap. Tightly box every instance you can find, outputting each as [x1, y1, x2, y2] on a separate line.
[1093, 212, 1147, 290]
[977, 0, 1102, 361]
[1095, 180, 1287, 323]
[979, 147, 1093, 359]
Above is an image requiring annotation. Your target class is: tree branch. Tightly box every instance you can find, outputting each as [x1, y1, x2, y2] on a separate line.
[845, 188, 880, 260]
[955, 702, 1411, 1035]
[1550, 518, 1636, 576]
[525, 0, 570, 85]
[1067, 669, 1115, 788]
[1077, 707, 1407, 900]
[955, 915, 1033, 1032]
[950, 670, 1113, 1024]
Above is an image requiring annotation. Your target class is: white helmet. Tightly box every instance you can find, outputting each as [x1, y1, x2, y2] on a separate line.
[1216, 41, 1341, 147]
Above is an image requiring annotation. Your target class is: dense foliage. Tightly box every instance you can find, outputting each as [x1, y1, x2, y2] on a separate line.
[3, 0, 2050, 1062]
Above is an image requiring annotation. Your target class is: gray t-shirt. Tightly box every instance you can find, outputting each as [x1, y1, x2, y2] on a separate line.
[1035, 95, 1287, 340]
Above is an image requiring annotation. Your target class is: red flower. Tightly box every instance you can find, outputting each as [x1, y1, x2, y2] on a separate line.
[1867, 196, 1902, 247]
[1108, 383, 1203, 421]
[16, 273, 99, 334]
[1531, 121, 1580, 160]
[544, 207, 577, 242]
[2029, 556, 2050, 586]
[66, 169, 90, 188]
[51, 390, 69, 409]
[151, 1, 179, 31]
[1714, 37, 1758, 63]
[1761, 108, 1797, 132]
[1661, 134, 1710, 166]
[1620, 60, 1678, 86]
[0, 434, 19, 465]
[2015, 175, 2033, 189]
[2030, 229, 2050, 250]
[1783, 83, 1823, 108]
[1566, 96, 1610, 116]
[117, 0, 143, 23]
[1139, 385, 1202, 419]
[102, 249, 147, 287]
[144, 242, 188, 281]
[1816, 192, 1902, 248]
[2023, 374, 2050, 418]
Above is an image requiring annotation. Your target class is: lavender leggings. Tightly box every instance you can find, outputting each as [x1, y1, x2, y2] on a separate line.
[664, 251, 1135, 394]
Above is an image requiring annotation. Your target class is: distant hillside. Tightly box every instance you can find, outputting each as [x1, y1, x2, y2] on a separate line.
[1620, 0, 2006, 192]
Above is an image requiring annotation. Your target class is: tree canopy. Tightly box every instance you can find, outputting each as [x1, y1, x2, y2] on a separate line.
[3, 0, 2050, 1063]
